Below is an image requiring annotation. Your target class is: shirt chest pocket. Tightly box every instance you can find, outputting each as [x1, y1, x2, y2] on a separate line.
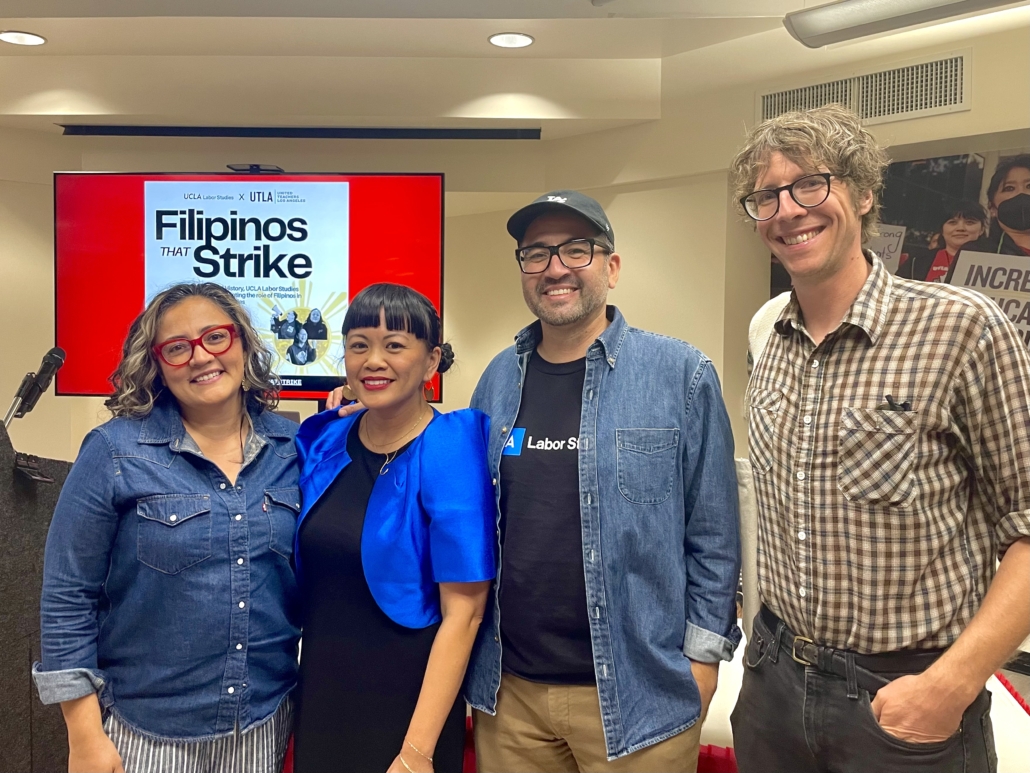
[137, 495, 212, 575]
[837, 407, 918, 506]
[616, 428, 680, 505]
[264, 488, 301, 560]
[748, 389, 782, 475]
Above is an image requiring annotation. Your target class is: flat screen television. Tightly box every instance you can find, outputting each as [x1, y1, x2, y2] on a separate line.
[54, 172, 444, 400]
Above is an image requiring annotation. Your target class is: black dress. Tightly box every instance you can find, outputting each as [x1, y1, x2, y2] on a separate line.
[293, 422, 466, 773]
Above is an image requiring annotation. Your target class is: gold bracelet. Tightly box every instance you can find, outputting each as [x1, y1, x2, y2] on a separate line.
[397, 752, 416, 773]
[405, 739, 434, 762]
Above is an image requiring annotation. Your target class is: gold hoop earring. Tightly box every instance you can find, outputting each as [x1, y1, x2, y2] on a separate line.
[340, 383, 358, 402]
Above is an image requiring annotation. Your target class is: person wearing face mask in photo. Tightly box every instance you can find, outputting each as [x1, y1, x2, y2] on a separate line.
[303, 309, 329, 340]
[897, 201, 987, 283]
[33, 283, 301, 773]
[981, 154, 1030, 256]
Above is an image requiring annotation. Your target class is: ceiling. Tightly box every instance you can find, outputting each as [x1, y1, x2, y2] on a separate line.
[0, 0, 1027, 139]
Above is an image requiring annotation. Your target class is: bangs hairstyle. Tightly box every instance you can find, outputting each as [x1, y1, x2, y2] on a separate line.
[986, 154, 1030, 205]
[342, 283, 454, 373]
[105, 282, 279, 418]
[940, 199, 988, 228]
[730, 103, 890, 244]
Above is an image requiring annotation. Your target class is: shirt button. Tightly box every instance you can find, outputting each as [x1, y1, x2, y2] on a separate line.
[238, 601, 246, 609]
[235, 514, 243, 521]
[799, 587, 807, 597]
[236, 485, 242, 491]
[169, 515, 177, 522]
[811, 360, 820, 369]
[492, 478, 497, 486]
[798, 531, 806, 540]
[797, 471, 806, 481]
[219, 483, 227, 490]
[803, 416, 812, 425]
[236, 643, 243, 650]
[501, 427, 508, 433]
[237, 558, 244, 565]
[227, 686, 235, 694]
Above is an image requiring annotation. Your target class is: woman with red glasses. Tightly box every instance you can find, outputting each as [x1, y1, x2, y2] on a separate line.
[34, 282, 301, 773]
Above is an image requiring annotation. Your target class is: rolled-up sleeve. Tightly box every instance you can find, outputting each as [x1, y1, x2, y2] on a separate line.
[33, 429, 119, 705]
[681, 361, 742, 662]
[961, 314, 1030, 554]
[420, 410, 497, 584]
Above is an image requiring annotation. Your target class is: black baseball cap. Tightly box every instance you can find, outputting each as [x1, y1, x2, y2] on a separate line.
[506, 190, 615, 246]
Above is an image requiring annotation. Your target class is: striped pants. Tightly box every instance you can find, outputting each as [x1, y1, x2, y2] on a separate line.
[103, 698, 292, 773]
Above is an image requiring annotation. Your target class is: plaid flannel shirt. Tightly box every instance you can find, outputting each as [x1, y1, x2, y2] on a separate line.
[747, 253, 1030, 653]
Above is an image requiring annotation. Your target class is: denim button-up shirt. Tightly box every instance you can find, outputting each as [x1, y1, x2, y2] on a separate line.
[33, 398, 301, 740]
[465, 306, 741, 759]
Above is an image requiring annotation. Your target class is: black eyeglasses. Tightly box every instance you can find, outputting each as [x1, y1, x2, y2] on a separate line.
[515, 238, 611, 274]
[740, 173, 834, 221]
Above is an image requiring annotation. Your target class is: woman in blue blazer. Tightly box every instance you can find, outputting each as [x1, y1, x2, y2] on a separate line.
[293, 284, 496, 773]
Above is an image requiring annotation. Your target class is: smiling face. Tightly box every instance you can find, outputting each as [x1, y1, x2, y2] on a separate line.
[941, 216, 983, 253]
[310, 309, 321, 323]
[754, 152, 872, 286]
[344, 308, 441, 411]
[154, 296, 245, 415]
[519, 212, 620, 328]
[296, 328, 309, 345]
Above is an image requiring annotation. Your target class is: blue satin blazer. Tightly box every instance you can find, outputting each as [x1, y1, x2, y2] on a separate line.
[294, 408, 497, 629]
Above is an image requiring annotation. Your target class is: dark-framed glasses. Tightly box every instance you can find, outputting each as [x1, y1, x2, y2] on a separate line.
[515, 238, 611, 274]
[153, 324, 239, 367]
[741, 173, 833, 221]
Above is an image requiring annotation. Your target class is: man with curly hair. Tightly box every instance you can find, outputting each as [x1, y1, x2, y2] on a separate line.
[730, 104, 1030, 772]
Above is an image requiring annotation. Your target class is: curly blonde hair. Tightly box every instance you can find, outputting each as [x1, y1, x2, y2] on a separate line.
[729, 103, 890, 244]
[106, 283, 279, 418]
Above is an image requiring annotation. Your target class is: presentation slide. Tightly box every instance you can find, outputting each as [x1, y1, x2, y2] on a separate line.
[55, 173, 443, 400]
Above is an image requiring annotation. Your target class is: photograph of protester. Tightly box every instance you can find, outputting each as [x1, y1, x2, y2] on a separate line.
[287, 327, 318, 365]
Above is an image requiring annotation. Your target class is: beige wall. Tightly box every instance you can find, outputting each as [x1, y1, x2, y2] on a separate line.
[1, 22, 1027, 460]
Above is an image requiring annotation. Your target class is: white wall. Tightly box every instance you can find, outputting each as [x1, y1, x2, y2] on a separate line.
[1, 22, 1027, 460]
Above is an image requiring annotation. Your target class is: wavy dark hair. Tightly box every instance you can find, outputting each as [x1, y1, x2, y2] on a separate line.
[342, 283, 454, 373]
[106, 283, 279, 418]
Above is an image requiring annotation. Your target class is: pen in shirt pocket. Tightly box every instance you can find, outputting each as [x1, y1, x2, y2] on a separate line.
[877, 394, 912, 412]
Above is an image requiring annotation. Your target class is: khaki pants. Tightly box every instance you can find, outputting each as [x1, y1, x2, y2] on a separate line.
[474, 674, 702, 773]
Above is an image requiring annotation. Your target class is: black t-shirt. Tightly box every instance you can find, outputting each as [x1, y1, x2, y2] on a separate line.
[498, 351, 594, 684]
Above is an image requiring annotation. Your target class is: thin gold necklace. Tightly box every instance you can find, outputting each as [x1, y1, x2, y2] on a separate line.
[363, 404, 427, 475]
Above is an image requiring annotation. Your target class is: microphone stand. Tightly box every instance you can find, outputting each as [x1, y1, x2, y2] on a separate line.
[3, 373, 35, 429]
[3, 373, 54, 482]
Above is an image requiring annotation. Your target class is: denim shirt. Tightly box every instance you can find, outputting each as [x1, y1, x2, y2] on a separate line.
[465, 306, 742, 760]
[33, 398, 301, 741]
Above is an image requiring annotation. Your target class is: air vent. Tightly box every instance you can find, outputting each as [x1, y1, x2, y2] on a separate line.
[758, 52, 969, 126]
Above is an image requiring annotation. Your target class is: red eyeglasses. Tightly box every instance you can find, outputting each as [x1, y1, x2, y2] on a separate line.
[152, 324, 239, 367]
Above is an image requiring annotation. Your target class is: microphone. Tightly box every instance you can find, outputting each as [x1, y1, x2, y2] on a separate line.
[4, 348, 66, 427]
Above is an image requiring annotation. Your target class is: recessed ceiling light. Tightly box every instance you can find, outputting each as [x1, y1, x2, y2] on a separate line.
[489, 32, 534, 49]
[0, 30, 47, 46]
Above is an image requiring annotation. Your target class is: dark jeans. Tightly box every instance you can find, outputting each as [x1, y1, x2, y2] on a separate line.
[730, 611, 997, 773]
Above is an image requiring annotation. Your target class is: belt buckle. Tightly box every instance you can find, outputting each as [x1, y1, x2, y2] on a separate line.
[791, 635, 815, 666]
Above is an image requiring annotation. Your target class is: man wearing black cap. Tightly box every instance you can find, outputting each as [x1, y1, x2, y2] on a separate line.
[464, 191, 742, 772]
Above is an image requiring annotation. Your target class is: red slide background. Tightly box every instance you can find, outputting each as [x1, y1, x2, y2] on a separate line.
[55, 173, 444, 400]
